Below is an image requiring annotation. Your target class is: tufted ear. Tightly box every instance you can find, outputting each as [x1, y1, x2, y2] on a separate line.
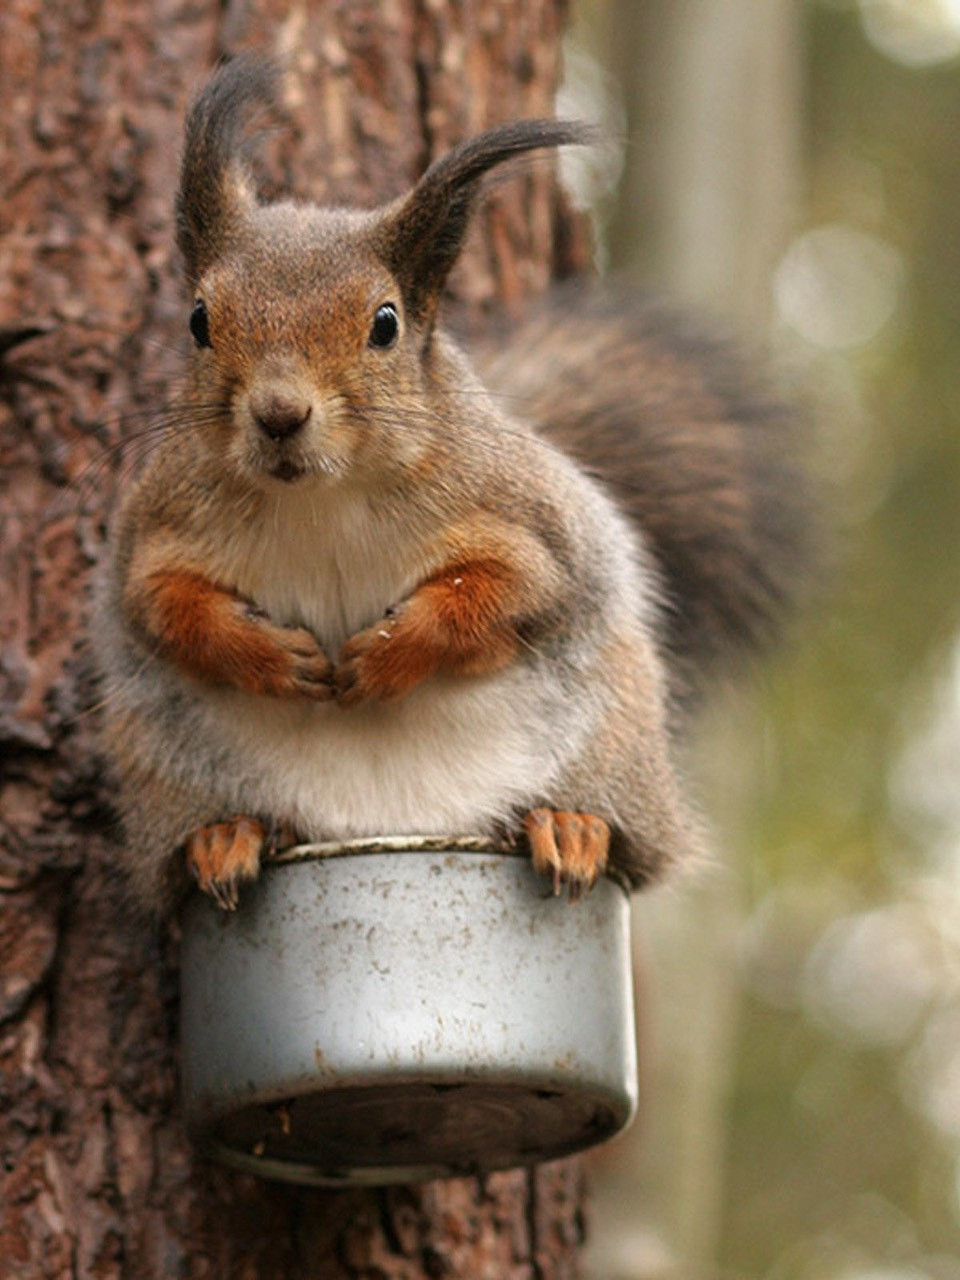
[373, 120, 595, 327]
[176, 55, 278, 287]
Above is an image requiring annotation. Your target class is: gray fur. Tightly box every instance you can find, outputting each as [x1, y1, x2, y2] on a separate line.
[96, 57, 805, 910]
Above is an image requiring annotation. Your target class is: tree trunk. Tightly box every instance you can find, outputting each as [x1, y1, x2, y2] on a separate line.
[0, 3, 592, 1276]
[583, 4, 803, 1275]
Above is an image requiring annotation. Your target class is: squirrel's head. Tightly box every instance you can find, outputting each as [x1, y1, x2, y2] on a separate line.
[174, 55, 591, 489]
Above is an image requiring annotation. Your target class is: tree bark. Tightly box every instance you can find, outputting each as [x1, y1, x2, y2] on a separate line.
[0, 3, 592, 1276]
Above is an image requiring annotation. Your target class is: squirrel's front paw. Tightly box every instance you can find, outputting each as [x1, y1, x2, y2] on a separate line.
[523, 809, 610, 901]
[238, 611, 335, 701]
[334, 610, 430, 707]
[186, 816, 266, 910]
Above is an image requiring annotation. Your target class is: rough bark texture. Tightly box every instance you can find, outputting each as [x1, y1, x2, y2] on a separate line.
[0, 2, 592, 1276]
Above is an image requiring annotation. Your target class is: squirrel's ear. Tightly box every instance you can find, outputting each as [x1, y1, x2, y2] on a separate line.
[176, 55, 278, 286]
[374, 120, 595, 326]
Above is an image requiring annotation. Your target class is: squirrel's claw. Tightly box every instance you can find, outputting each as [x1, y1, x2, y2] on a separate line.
[186, 816, 266, 910]
[523, 808, 610, 902]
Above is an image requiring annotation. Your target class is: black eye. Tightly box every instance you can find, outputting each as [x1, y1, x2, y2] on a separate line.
[368, 303, 399, 350]
[190, 299, 212, 349]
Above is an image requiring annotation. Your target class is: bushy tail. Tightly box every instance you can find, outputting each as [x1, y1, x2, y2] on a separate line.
[479, 286, 812, 692]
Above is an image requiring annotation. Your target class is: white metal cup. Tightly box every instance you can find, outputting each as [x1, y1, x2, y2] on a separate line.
[180, 837, 638, 1186]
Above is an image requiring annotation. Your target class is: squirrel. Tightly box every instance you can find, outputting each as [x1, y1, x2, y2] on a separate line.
[95, 55, 808, 912]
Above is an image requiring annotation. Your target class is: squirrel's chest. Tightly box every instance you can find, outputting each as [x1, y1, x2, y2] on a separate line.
[209, 489, 421, 650]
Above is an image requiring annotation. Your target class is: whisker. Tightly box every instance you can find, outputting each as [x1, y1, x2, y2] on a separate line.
[66, 649, 160, 724]
[81, 397, 227, 436]
[345, 400, 564, 464]
[438, 385, 546, 408]
[60, 402, 232, 504]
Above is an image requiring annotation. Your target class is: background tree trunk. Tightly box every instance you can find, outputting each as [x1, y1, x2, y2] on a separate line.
[0, 3, 593, 1276]
[576, 4, 803, 1275]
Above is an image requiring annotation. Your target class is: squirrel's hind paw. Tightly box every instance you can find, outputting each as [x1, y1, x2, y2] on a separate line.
[523, 808, 610, 901]
[186, 816, 266, 910]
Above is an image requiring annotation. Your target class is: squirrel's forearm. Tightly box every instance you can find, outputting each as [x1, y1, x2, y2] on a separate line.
[409, 556, 531, 668]
[125, 564, 268, 685]
[122, 548, 332, 700]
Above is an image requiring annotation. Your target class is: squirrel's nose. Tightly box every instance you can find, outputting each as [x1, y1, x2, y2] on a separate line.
[251, 393, 312, 442]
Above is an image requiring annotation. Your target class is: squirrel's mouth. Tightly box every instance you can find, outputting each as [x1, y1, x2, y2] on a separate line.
[269, 459, 305, 483]
[242, 440, 344, 486]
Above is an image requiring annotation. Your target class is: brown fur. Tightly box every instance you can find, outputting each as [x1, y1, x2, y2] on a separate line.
[335, 558, 524, 705]
[95, 55, 809, 911]
[186, 817, 267, 911]
[126, 559, 333, 699]
[525, 809, 611, 898]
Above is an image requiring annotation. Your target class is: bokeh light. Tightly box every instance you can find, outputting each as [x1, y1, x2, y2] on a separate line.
[774, 223, 904, 349]
[860, 0, 960, 68]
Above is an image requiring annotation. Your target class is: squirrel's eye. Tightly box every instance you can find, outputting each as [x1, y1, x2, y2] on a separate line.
[189, 299, 212, 349]
[368, 303, 399, 350]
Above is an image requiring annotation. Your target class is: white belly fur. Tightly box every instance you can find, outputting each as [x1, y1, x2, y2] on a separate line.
[188, 484, 583, 835]
[206, 482, 426, 651]
[200, 667, 571, 838]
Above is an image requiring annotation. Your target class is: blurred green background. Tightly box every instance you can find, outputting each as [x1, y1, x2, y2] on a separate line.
[561, 3, 960, 1277]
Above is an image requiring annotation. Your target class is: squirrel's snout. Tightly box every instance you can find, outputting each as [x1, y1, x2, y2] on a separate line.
[250, 392, 313, 443]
